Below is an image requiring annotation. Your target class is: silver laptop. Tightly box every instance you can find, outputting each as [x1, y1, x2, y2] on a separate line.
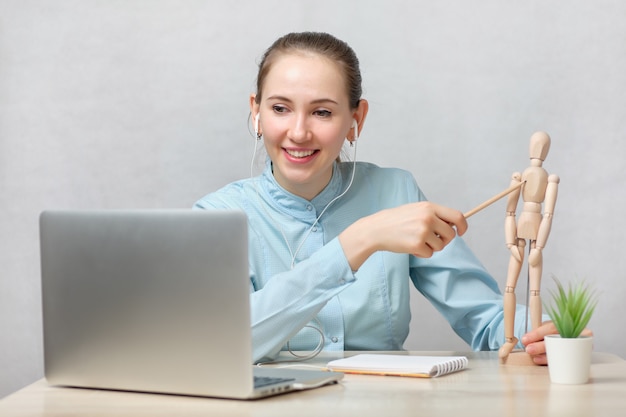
[39, 209, 342, 399]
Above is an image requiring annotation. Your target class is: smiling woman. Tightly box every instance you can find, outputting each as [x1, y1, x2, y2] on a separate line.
[193, 31, 560, 365]
[250, 52, 366, 200]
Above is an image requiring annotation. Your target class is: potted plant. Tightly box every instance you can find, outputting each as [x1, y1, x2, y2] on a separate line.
[543, 277, 598, 384]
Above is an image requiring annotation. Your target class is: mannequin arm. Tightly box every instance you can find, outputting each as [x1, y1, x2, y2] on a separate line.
[505, 173, 522, 260]
[528, 175, 559, 266]
[534, 174, 559, 250]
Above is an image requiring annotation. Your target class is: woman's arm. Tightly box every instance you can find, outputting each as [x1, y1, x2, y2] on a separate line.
[248, 238, 355, 362]
[194, 193, 356, 363]
[339, 201, 468, 271]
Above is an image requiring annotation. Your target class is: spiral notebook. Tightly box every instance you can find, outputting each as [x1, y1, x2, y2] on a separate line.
[327, 354, 468, 378]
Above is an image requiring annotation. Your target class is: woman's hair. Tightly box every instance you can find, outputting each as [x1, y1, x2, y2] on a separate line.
[254, 32, 362, 109]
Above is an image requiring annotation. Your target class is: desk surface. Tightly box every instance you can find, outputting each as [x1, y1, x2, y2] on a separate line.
[1, 351, 625, 417]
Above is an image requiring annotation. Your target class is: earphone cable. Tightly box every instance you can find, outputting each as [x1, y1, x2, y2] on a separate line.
[248, 134, 358, 361]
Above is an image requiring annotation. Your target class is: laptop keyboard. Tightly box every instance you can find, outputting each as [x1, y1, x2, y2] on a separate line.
[254, 376, 295, 388]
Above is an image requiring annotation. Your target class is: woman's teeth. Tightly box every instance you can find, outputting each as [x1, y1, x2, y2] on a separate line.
[286, 149, 315, 158]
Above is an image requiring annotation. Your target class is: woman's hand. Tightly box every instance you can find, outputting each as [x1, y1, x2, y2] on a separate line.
[522, 321, 593, 365]
[339, 202, 467, 271]
[367, 201, 467, 256]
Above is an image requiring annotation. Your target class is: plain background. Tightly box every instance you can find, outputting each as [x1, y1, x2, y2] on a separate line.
[1, 0, 625, 398]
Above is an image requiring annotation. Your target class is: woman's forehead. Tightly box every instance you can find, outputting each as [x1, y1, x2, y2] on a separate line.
[262, 52, 349, 104]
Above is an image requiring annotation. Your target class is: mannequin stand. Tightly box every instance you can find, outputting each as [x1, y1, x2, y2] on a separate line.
[501, 350, 537, 366]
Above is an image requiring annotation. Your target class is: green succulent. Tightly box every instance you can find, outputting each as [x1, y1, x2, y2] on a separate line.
[544, 277, 598, 339]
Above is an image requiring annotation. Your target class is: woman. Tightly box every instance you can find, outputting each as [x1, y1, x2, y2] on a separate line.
[194, 31, 556, 364]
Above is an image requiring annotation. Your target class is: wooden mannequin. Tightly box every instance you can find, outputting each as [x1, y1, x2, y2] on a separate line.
[498, 131, 560, 363]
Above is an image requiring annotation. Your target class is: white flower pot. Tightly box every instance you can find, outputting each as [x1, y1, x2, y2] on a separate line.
[544, 334, 593, 384]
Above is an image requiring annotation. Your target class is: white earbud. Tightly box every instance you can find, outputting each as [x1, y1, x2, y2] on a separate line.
[254, 114, 261, 139]
[352, 119, 359, 142]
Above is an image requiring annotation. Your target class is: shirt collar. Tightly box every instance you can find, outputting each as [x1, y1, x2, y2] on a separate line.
[260, 157, 344, 216]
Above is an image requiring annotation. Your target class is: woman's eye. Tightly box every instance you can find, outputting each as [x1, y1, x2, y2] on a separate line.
[314, 110, 331, 117]
[272, 105, 287, 113]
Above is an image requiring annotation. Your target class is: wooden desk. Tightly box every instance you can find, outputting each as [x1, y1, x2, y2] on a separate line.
[1, 351, 625, 417]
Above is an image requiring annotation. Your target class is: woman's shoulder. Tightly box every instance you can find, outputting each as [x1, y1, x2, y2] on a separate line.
[193, 178, 255, 210]
[343, 161, 416, 182]
[341, 161, 424, 201]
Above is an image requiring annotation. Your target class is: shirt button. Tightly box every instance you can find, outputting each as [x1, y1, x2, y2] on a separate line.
[331, 337, 339, 343]
[338, 278, 346, 285]
[311, 226, 318, 232]
[306, 205, 313, 211]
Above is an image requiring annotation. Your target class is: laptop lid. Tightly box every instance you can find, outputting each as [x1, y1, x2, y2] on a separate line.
[39, 209, 341, 399]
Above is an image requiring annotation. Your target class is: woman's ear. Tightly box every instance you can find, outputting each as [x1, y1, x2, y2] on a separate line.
[353, 99, 369, 139]
[250, 94, 261, 138]
[249, 94, 259, 118]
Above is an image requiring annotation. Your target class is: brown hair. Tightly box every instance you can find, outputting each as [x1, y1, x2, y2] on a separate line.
[254, 32, 362, 109]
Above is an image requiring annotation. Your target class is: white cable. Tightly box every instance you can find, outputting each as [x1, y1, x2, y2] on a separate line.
[249, 134, 358, 361]
[251, 140, 358, 269]
[289, 142, 357, 269]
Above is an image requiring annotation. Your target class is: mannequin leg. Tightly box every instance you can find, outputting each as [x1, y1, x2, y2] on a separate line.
[528, 241, 543, 330]
[499, 239, 525, 360]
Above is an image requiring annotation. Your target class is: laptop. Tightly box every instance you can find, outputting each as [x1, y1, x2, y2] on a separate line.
[39, 209, 343, 399]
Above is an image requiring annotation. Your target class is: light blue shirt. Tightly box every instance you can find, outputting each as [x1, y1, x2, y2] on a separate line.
[194, 160, 529, 362]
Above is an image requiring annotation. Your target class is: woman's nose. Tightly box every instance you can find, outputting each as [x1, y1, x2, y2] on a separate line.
[288, 115, 310, 143]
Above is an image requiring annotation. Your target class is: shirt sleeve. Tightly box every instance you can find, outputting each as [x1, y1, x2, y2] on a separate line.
[400, 171, 531, 351]
[249, 237, 355, 362]
[195, 191, 357, 362]
[410, 237, 533, 351]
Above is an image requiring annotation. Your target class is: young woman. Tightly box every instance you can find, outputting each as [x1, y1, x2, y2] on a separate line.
[194, 32, 558, 364]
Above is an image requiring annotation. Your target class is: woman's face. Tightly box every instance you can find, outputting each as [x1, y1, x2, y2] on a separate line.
[251, 52, 364, 200]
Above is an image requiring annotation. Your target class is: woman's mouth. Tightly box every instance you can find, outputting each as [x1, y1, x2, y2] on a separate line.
[284, 149, 317, 159]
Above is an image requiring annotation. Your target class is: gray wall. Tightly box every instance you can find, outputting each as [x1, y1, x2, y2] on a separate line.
[1, 0, 625, 398]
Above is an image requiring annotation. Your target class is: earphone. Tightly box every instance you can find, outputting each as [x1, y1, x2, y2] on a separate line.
[255, 114, 357, 143]
[254, 114, 261, 140]
[352, 119, 359, 143]
[248, 115, 360, 362]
